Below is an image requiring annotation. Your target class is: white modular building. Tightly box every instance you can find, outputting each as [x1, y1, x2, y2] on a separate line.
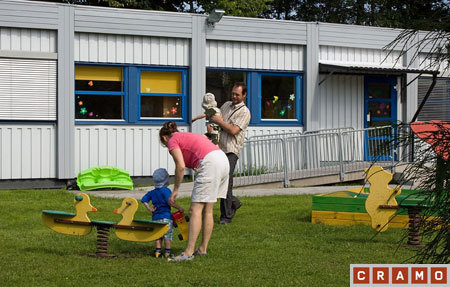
[0, 0, 448, 186]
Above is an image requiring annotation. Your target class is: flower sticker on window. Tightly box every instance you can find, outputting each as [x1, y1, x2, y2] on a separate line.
[289, 94, 295, 101]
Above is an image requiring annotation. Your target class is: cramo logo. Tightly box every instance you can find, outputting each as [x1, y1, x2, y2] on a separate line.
[351, 264, 448, 286]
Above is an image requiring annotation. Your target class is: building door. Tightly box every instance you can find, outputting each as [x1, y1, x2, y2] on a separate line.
[364, 76, 398, 161]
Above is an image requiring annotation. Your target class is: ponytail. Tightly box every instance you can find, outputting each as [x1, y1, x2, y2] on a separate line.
[159, 121, 179, 143]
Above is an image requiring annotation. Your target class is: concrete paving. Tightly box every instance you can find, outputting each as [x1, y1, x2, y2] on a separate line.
[69, 182, 368, 199]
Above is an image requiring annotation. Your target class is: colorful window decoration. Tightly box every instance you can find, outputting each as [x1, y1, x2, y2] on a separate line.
[139, 69, 185, 119]
[369, 102, 391, 118]
[75, 66, 124, 120]
[261, 75, 297, 120]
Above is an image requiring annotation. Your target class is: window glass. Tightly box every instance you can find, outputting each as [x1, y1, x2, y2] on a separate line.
[141, 71, 181, 94]
[75, 66, 124, 120]
[139, 70, 184, 119]
[141, 96, 182, 118]
[369, 102, 391, 118]
[206, 70, 246, 108]
[76, 94, 123, 119]
[368, 82, 390, 99]
[261, 75, 296, 120]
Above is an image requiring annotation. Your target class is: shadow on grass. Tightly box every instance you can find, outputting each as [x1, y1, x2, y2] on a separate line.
[295, 213, 312, 222]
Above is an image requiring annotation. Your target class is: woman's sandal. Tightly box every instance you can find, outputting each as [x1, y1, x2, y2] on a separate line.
[169, 252, 194, 262]
[194, 249, 207, 256]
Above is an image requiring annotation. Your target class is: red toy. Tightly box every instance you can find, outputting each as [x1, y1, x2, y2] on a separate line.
[172, 211, 189, 241]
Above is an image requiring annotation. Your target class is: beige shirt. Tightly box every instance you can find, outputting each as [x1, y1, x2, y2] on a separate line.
[218, 101, 251, 157]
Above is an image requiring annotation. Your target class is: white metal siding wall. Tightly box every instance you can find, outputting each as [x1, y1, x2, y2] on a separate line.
[319, 23, 400, 50]
[74, 7, 192, 39]
[313, 74, 364, 131]
[75, 125, 188, 177]
[0, 27, 56, 53]
[0, 0, 59, 30]
[319, 45, 401, 66]
[206, 40, 304, 71]
[74, 33, 189, 66]
[418, 53, 450, 77]
[0, 125, 56, 179]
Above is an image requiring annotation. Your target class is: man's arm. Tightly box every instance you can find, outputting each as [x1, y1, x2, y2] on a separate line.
[210, 114, 241, 136]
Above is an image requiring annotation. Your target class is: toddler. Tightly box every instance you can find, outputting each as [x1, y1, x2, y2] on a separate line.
[192, 92, 221, 145]
[141, 168, 184, 258]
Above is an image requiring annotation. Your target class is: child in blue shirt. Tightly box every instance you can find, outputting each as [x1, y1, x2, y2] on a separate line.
[141, 168, 184, 258]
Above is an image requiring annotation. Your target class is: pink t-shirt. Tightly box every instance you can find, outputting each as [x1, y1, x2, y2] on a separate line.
[168, 132, 220, 169]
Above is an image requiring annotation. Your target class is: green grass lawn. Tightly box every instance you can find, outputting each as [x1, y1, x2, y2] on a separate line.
[0, 189, 415, 286]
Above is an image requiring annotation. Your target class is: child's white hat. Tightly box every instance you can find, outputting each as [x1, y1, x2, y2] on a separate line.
[202, 93, 217, 110]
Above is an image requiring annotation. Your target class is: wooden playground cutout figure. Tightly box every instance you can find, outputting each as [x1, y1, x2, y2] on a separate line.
[364, 166, 401, 232]
[42, 193, 98, 236]
[113, 197, 169, 242]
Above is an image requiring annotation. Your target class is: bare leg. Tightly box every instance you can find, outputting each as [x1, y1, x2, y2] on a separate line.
[155, 238, 162, 249]
[183, 202, 205, 256]
[197, 202, 215, 254]
[164, 238, 171, 250]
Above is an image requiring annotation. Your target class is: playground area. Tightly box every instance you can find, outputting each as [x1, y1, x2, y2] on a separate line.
[0, 188, 416, 286]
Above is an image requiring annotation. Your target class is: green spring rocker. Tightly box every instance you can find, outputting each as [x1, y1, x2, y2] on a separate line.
[77, 166, 134, 191]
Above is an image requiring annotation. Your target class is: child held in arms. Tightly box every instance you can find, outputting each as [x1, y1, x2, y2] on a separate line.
[192, 92, 221, 145]
[141, 168, 184, 258]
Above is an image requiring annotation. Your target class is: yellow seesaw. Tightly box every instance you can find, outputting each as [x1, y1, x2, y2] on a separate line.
[42, 193, 168, 257]
[365, 166, 429, 247]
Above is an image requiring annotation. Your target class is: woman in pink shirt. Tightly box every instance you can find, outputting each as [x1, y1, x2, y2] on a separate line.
[159, 121, 229, 261]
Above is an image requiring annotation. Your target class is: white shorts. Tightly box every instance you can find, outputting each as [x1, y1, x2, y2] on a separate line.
[191, 150, 230, 203]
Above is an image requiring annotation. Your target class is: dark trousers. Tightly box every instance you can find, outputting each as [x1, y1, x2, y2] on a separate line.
[220, 152, 242, 220]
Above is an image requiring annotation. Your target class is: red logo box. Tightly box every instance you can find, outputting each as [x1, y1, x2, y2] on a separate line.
[392, 267, 409, 284]
[353, 267, 370, 284]
[431, 267, 447, 284]
[411, 267, 428, 284]
[373, 267, 389, 284]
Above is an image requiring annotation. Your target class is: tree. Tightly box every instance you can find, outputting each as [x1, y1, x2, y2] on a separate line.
[392, 123, 450, 264]
[383, 1, 449, 74]
[34, 0, 184, 11]
[198, 0, 271, 18]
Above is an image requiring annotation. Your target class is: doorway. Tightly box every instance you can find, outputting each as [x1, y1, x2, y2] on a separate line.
[364, 76, 398, 161]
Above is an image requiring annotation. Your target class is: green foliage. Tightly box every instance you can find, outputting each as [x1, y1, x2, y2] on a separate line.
[0, 189, 415, 286]
[384, 122, 450, 263]
[199, 0, 271, 17]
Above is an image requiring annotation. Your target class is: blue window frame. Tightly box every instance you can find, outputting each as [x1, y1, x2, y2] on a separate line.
[206, 68, 303, 126]
[75, 63, 189, 125]
[75, 64, 127, 122]
[252, 72, 303, 126]
[137, 68, 187, 122]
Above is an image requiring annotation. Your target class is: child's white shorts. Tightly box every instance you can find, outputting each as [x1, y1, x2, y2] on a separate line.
[192, 150, 229, 203]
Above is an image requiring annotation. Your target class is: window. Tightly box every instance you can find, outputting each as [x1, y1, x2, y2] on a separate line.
[205, 69, 303, 126]
[139, 69, 184, 119]
[206, 70, 247, 108]
[260, 74, 298, 120]
[75, 64, 188, 124]
[75, 66, 124, 120]
[0, 58, 56, 121]
[418, 77, 450, 121]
